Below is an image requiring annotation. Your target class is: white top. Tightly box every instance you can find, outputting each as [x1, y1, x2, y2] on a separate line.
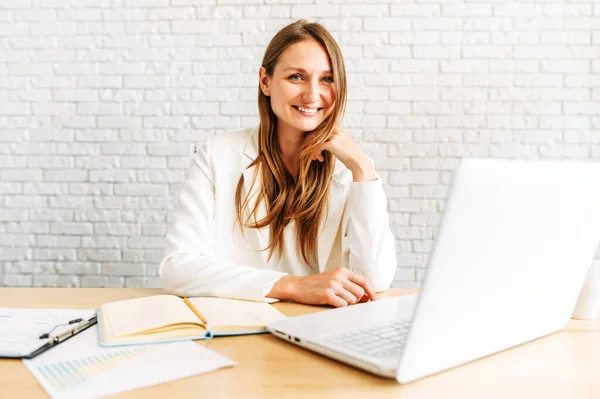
[158, 126, 398, 302]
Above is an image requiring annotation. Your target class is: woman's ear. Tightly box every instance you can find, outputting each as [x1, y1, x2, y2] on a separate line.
[259, 66, 271, 97]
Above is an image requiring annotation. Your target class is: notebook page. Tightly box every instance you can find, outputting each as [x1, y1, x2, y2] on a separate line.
[102, 295, 203, 337]
[186, 297, 286, 329]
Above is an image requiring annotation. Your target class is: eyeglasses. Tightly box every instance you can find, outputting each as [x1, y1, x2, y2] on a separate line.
[39, 318, 84, 340]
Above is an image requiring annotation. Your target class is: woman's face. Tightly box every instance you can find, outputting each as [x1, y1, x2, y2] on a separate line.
[260, 39, 336, 135]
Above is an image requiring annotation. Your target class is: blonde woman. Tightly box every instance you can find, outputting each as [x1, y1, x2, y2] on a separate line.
[159, 20, 397, 307]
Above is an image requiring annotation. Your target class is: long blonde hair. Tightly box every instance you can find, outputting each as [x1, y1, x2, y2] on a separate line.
[234, 20, 347, 268]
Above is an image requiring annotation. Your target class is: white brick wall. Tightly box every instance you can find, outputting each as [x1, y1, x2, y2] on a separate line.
[1, 0, 599, 289]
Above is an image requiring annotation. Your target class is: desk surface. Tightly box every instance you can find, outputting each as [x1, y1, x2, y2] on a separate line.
[1, 288, 600, 399]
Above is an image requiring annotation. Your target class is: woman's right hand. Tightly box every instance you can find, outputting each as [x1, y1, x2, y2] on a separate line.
[268, 266, 377, 307]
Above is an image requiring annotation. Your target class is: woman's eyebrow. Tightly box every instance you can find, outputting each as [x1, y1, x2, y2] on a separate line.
[283, 67, 333, 74]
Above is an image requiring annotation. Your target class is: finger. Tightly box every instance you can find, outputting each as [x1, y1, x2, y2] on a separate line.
[317, 153, 324, 162]
[325, 288, 348, 308]
[335, 287, 358, 306]
[342, 279, 366, 303]
[350, 273, 377, 301]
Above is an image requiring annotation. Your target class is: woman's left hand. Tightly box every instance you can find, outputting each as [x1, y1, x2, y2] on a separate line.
[311, 127, 377, 182]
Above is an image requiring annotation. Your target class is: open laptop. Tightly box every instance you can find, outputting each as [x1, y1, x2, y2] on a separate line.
[267, 158, 600, 384]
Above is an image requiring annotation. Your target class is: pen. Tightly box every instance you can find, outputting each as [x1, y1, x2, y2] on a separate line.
[39, 318, 83, 339]
[47, 316, 98, 344]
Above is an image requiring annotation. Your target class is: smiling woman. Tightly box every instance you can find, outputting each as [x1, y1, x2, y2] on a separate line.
[159, 20, 398, 308]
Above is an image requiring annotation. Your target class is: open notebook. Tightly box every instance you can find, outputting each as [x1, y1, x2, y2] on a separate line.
[97, 295, 287, 347]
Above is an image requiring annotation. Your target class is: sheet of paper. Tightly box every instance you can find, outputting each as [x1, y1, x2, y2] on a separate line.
[0, 308, 95, 357]
[23, 325, 236, 399]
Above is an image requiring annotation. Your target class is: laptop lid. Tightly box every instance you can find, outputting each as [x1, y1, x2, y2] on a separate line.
[397, 158, 600, 383]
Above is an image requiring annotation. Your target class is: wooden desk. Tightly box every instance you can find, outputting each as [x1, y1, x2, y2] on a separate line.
[1, 288, 600, 398]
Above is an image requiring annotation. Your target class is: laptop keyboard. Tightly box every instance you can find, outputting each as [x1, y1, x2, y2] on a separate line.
[321, 320, 412, 359]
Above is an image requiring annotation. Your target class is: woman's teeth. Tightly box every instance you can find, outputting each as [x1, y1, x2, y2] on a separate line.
[295, 106, 318, 114]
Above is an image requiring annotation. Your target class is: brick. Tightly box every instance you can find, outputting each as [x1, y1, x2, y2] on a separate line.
[363, 45, 410, 59]
[80, 276, 108, 287]
[364, 17, 410, 31]
[147, 143, 191, 156]
[94, 223, 140, 236]
[44, 170, 88, 182]
[82, 236, 128, 249]
[127, 236, 166, 249]
[79, 249, 121, 262]
[172, 20, 219, 34]
[0, 234, 35, 247]
[50, 222, 93, 235]
[291, 5, 339, 18]
[443, 4, 492, 17]
[35, 235, 81, 248]
[0, 183, 23, 194]
[341, 5, 388, 17]
[55, 262, 99, 275]
[5, 222, 49, 234]
[2, 274, 33, 287]
[102, 263, 145, 276]
[33, 275, 80, 287]
[0, 247, 30, 261]
[390, 32, 439, 45]
[391, 4, 440, 17]
[243, 5, 290, 18]
[2, 169, 42, 181]
[30, 209, 73, 221]
[127, 277, 161, 288]
[413, 18, 462, 31]
[462, 45, 512, 59]
[33, 248, 77, 261]
[89, 170, 136, 183]
[5, 262, 34, 274]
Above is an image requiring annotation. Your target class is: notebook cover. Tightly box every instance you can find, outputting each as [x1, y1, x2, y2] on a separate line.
[212, 329, 268, 337]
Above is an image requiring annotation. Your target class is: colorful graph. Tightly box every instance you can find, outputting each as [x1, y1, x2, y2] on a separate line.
[31, 346, 155, 394]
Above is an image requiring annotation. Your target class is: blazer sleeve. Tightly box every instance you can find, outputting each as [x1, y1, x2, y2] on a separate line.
[158, 136, 288, 302]
[341, 173, 398, 292]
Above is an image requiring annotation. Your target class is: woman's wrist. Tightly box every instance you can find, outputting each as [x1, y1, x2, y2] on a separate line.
[350, 156, 377, 182]
[267, 275, 299, 301]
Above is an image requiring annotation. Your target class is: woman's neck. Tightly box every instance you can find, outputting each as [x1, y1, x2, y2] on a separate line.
[276, 121, 305, 181]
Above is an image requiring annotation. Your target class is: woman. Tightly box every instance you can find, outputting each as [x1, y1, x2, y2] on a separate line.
[159, 20, 397, 307]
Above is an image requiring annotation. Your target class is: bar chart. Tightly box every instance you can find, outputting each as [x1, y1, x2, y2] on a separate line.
[30, 345, 154, 394]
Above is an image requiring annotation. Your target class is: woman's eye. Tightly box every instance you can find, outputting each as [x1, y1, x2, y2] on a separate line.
[289, 74, 302, 81]
[322, 76, 334, 83]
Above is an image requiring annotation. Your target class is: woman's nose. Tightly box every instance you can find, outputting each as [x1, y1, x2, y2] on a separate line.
[301, 80, 320, 103]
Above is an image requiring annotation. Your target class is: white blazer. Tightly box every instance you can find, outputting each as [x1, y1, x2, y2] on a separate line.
[159, 126, 397, 302]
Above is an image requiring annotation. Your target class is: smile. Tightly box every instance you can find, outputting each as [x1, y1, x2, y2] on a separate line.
[292, 106, 322, 116]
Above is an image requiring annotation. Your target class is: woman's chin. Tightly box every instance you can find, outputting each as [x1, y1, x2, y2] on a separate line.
[294, 121, 322, 133]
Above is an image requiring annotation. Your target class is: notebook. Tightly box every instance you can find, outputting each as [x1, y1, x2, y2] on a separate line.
[97, 295, 287, 347]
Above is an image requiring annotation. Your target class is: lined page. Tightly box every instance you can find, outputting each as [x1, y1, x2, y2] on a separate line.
[186, 297, 286, 330]
[102, 295, 203, 337]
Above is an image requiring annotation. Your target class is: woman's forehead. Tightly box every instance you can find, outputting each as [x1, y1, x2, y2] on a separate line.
[275, 39, 332, 74]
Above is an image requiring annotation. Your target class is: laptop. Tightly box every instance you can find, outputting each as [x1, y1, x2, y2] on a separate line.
[267, 158, 600, 384]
